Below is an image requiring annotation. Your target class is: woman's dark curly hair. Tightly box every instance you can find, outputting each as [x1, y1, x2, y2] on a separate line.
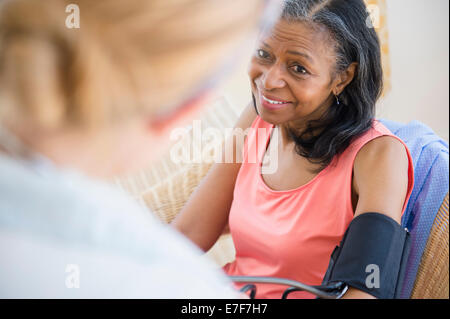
[255, 0, 383, 171]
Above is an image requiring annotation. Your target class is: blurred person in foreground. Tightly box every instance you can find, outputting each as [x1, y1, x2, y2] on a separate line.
[0, 0, 280, 298]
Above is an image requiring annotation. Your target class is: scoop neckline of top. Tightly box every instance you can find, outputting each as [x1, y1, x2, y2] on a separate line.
[257, 124, 334, 194]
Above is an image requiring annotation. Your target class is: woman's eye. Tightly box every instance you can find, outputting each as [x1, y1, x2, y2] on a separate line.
[291, 65, 308, 75]
[257, 49, 269, 59]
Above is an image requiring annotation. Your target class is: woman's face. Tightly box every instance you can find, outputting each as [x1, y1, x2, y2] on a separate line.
[249, 19, 339, 127]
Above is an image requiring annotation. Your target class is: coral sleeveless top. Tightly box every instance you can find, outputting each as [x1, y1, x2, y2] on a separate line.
[223, 116, 414, 299]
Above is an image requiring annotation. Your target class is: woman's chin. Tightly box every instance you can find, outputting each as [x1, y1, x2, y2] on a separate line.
[258, 111, 287, 126]
[255, 104, 288, 124]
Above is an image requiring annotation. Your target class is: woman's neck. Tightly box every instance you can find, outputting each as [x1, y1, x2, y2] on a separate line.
[278, 95, 334, 148]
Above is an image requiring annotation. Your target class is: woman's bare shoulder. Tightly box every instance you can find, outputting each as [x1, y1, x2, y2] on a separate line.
[352, 135, 409, 223]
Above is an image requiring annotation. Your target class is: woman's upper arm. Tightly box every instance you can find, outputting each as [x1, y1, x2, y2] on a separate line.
[171, 102, 257, 251]
[352, 135, 410, 224]
[342, 136, 409, 299]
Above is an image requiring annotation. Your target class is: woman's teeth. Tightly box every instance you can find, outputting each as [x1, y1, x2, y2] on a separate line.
[262, 95, 288, 105]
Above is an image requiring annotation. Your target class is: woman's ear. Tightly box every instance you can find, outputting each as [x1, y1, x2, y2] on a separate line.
[334, 62, 358, 95]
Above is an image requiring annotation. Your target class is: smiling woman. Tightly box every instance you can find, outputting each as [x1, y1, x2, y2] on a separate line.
[250, 1, 383, 170]
[173, 0, 415, 299]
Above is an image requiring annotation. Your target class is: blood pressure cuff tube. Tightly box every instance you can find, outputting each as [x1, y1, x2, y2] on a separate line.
[321, 212, 411, 299]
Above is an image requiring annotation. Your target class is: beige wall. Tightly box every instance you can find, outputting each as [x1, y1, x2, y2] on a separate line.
[378, 0, 449, 141]
[217, 0, 449, 141]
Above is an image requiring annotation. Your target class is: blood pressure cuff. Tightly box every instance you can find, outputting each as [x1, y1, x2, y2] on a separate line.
[321, 212, 411, 299]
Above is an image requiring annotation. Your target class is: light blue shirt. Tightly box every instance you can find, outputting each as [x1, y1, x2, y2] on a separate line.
[0, 153, 238, 298]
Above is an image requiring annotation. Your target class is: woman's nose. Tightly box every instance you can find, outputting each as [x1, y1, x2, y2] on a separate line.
[262, 65, 286, 90]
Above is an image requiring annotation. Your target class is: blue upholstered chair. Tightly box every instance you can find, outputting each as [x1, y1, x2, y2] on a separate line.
[380, 119, 449, 298]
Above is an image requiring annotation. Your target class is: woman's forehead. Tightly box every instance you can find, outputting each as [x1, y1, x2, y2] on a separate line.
[260, 19, 334, 57]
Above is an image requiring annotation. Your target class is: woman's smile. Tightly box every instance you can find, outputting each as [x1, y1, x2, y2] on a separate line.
[260, 92, 293, 110]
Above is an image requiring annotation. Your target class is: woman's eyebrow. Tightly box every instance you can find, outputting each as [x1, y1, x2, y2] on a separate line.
[261, 41, 314, 62]
[286, 50, 313, 62]
[262, 41, 272, 48]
